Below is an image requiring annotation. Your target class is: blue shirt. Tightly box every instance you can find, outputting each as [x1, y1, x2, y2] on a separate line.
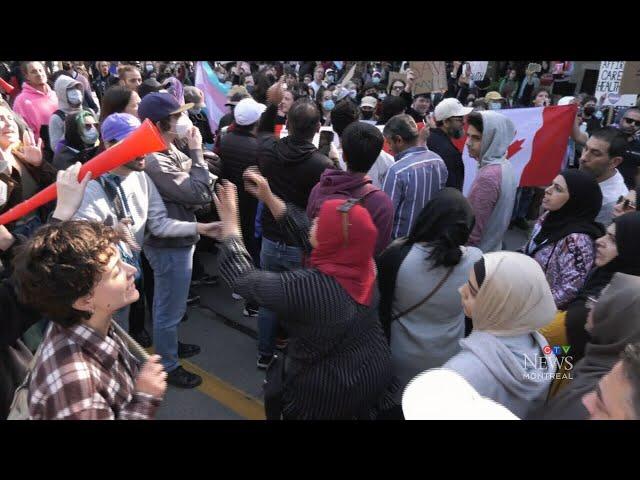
[382, 146, 448, 239]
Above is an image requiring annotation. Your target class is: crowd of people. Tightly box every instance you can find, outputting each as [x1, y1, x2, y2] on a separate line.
[1, 60, 640, 420]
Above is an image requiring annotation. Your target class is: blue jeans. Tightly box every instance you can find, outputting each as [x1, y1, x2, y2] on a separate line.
[144, 244, 195, 372]
[258, 237, 302, 357]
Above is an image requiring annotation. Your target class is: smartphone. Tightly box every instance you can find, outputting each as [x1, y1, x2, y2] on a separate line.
[319, 130, 334, 150]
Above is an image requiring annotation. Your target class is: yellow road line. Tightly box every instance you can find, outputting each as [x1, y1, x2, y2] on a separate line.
[147, 348, 266, 420]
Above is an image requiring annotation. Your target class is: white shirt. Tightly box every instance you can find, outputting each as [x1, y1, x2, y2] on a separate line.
[337, 147, 395, 189]
[597, 169, 629, 225]
[309, 80, 326, 96]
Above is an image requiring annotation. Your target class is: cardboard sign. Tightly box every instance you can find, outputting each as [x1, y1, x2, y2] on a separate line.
[620, 61, 640, 96]
[338, 63, 357, 86]
[387, 72, 407, 93]
[468, 62, 488, 82]
[411, 61, 447, 95]
[596, 61, 638, 107]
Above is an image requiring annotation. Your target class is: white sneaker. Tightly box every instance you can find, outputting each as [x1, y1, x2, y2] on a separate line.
[231, 293, 243, 300]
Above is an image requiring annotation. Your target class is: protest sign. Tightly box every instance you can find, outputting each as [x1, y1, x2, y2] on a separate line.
[339, 63, 357, 86]
[595, 61, 638, 107]
[620, 61, 640, 96]
[468, 62, 488, 82]
[412, 61, 447, 95]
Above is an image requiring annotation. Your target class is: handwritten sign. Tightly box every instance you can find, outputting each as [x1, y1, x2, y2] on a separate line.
[595, 61, 638, 107]
[411, 61, 447, 95]
[468, 61, 488, 82]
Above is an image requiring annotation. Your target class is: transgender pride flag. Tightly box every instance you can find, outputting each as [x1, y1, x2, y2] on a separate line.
[194, 61, 230, 133]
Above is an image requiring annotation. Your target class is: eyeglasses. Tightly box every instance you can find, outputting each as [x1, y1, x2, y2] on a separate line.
[623, 117, 640, 127]
[449, 116, 464, 122]
[392, 85, 404, 91]
[337, 198, 362, 246]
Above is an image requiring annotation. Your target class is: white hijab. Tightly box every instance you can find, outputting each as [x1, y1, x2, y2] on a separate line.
[473, 251, 556, 336]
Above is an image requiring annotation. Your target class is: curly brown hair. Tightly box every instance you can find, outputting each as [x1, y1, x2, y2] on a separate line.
[12, 221, 121, 328]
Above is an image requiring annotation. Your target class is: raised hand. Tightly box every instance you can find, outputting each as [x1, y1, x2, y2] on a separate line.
[52, 162, 92, 221]
[13, 130, 43, 167]
[186, 125, 203, 150]
[242, 166, 272, 203]
[212, 180, 241, 239]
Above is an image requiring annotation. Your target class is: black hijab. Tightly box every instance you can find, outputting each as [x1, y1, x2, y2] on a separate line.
[541, 273, 640, 419]
[376, 188, 475, 340]
[565, 211, 640, 361]
[532, 169, 604, 249]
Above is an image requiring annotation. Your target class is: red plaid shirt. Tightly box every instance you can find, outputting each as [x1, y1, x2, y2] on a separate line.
[28, 322, 160, 420]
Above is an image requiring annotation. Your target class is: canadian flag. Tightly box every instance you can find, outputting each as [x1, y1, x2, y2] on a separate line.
[453, 105, 577, 195]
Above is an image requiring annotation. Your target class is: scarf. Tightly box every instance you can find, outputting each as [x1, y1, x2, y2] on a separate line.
[565, 211, 640, 358]
[473, 252, 556, 336]
[309, 199, 377, 306]
[543, 273, 640, 419]
[532, 169, 604, 249]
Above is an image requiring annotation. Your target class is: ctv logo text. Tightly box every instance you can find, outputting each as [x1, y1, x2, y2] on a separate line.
[542, 345, 571, 356]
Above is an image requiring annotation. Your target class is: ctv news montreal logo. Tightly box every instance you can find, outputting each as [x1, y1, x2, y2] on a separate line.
[522, 345, 574, 381]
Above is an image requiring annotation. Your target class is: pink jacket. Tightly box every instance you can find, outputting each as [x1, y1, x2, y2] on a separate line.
[12, 83, 59, 141]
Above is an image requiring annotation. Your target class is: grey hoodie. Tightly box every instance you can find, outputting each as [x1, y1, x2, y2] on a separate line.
[443, 330, 556, 419]
[468, 111, 518, 252]
[48, 76, 84, 151]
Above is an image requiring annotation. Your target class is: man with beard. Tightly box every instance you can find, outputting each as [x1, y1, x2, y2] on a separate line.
[427, 98, 472, 191]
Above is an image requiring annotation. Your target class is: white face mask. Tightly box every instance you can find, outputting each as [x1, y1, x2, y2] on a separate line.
[67, 89, 83, 106]
[174, 114, 193, 138]
[82, 125, 99, 145]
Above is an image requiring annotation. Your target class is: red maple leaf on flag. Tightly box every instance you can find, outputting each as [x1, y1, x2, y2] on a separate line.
[507, 138, 525, 159]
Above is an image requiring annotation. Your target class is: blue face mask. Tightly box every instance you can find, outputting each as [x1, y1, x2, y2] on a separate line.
[594, 110, 603, 120]
[489, 102, 502, 110]
[372, 77, 381, 84]
[323, 100, 335, 111]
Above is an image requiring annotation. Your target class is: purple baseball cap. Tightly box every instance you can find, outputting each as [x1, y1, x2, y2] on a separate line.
[101, 113, 141, 142]
[137, 92, 192, 123]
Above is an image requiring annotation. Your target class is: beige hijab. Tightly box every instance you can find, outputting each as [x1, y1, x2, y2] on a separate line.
[473, 251, 556, 336]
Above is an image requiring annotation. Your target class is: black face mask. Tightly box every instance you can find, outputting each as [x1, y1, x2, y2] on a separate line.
[361, 110, 374, 120]
[451, 128, 463, 140]
[584, 106, 596, 116]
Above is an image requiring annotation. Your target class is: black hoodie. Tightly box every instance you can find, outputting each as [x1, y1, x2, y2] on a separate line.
[257, 135, 333, 245]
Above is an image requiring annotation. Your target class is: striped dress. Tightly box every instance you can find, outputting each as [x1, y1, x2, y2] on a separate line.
[218, 205, 396, 419]
[382, 146, 448, 239]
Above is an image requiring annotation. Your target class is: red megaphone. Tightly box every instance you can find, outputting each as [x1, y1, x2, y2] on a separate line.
[0, 77, 14, 94]
[0, 119, 167, 225]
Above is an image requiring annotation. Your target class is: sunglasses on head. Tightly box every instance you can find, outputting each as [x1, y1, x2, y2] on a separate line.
[623, 117, 640, 127]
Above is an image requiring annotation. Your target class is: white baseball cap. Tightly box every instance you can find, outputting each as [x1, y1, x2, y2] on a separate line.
[434, 98, 473, 122]
[360, 96, 378, 109]
[557, 96, 575, 106]
[234, 98, 267, 126]
[402, 368, 520, 420]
